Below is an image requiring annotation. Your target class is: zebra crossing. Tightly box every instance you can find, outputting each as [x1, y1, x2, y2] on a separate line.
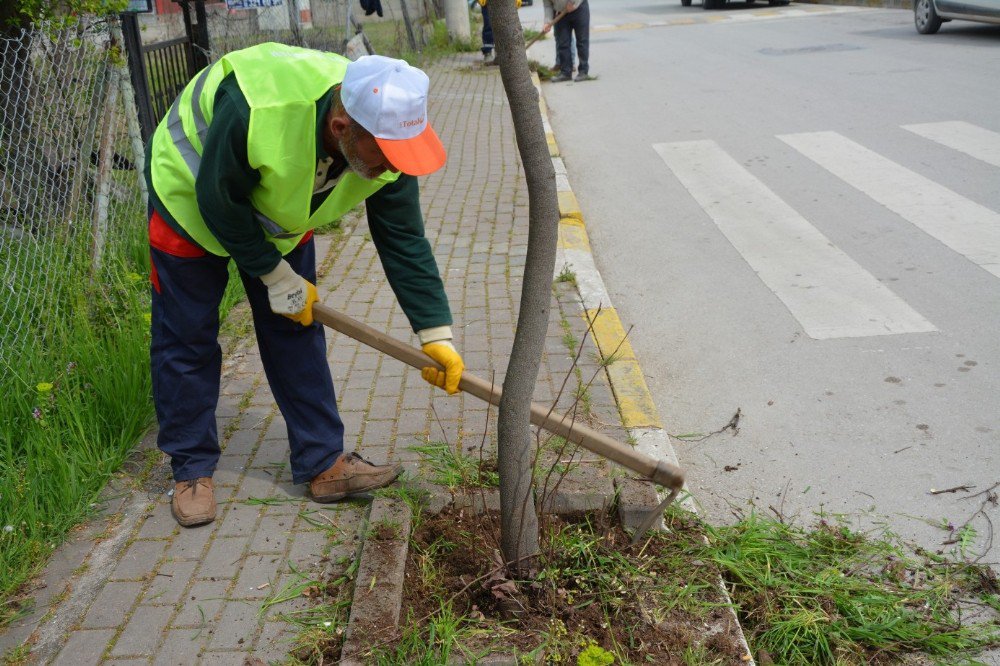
[653, 121, 1000, 340]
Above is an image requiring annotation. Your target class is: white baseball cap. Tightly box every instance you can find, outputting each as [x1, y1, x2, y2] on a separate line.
[341, 55, 447, 176]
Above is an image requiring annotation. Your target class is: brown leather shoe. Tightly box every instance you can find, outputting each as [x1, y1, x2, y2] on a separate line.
[309, 453, 403, 503]
[171, 477, 216, 527]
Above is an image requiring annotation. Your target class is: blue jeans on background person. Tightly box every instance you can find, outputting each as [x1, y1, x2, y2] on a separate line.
[555, 0, 589, 77]
[554, 34, 574, 72]
[150, 233, 345, 486]
[481, 3, 494, 56]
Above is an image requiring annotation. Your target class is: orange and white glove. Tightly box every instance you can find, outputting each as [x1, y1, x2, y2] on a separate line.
[260, 259, 317, 326]
[419, 326, 464, 395]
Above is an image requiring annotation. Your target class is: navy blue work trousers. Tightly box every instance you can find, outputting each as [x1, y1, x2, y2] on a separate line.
[555, 0, 589, 77]
[481, 4, 494, 55]
[150, 224, 344, 485]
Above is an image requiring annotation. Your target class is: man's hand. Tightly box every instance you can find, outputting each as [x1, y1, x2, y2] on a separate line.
[418, 327, 464, 394]
[542, 21, 552, 33]
[421, 341, 464, 394]
[566, 1, 576, 11]
[260, 259, 318, 326]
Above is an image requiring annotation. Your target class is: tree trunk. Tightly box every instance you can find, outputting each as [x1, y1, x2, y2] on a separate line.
[444, 0, 470, 42]
[488, 0, 560, 573]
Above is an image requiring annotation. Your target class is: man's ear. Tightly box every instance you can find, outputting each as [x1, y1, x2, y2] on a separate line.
[327, 111, 352, 141]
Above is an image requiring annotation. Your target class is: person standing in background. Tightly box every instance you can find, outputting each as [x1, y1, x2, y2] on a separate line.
[542, 0, 592, 82]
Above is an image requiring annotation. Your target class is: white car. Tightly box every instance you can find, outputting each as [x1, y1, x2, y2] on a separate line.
[914, 0, 1000, 33]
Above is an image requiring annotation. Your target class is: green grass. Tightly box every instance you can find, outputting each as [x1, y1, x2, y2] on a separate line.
[370, 602, 493, 665]
[411, 441, 499, 490]
[0, 233, 154, 626]
[360, 18, 478, 64]
[702, 512, 1000, 664]
[555, 264, 577, 286]
[0, 189, 258, 628]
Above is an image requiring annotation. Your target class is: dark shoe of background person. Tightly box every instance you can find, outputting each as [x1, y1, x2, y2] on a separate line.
[309, 452, 403, 502]
[574, 73, 595, 82]
[171, 477, 216, 527]
[550, 73, 573, 83]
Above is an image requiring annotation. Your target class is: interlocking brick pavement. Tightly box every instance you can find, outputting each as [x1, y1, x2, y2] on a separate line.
[0, 52, 629, 664]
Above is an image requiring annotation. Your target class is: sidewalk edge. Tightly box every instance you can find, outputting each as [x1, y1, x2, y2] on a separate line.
[533, 72, 757, 664]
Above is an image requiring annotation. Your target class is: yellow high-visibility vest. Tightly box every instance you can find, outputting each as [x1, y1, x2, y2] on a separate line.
[149, 42, 399, 256]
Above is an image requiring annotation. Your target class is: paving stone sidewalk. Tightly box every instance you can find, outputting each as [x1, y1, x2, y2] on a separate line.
[0, 53, 630, 665]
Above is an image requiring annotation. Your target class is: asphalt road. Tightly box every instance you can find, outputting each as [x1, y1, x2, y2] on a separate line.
[524, 0, 1000, 557]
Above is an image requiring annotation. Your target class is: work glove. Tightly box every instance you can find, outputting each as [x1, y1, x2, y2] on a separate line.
[260, 259, 317, 327]
[418, 326, 464, 395]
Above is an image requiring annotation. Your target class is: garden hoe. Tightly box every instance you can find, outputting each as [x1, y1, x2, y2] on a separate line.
[312, 302, 685, 540]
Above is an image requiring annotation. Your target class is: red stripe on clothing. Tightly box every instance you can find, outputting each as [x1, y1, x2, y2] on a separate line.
[149, 209, 206, 258]
[148, 208, 314, 264]
[150, 253, 161, 293]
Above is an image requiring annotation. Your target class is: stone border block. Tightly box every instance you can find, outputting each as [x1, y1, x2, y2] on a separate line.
[340, 498, 412, 665]
[614, 477, 662, 530]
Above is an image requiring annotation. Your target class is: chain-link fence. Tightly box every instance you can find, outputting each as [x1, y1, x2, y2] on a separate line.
[0, 0, 444, 369]
[138, 0, 436, 66]
[0, 18, 148, 369]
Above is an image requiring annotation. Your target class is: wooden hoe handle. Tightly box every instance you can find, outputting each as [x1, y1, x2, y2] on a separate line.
[525, 10, 566, 51]
[313, 303, 685, 492]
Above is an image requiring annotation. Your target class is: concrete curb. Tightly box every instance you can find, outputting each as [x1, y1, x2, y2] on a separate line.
[800, 0, 913, 9]
[340, 497, 412, 665]
[533, 71, 757, 664]
[0, 429, 164, 663]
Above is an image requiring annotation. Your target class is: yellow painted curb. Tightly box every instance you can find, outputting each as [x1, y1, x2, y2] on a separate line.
[558, 190, 582, 220]
[547, 132, 559, 157]
[585, 307, 662, 429]
[558, 218, 591, 252]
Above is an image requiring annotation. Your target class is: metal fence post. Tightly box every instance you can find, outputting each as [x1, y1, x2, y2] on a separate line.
[110, 17, 149, 209]
[193, 0, 211, 68]
[287, 0, 305, 46]
[399, 0, 419, 53]
[120, 11, 156, 143]
[178, 0, 211, 69]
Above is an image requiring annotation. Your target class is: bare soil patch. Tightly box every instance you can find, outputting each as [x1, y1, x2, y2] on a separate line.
[395, 506, 747, 663]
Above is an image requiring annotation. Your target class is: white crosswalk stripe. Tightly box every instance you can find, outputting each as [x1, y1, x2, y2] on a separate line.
[902, 121, 1000, 169]
[779, 130, 1000, 280]
[653, 140, 937, 339]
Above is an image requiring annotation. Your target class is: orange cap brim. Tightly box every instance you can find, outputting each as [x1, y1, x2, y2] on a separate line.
[375, 124, 447, 177]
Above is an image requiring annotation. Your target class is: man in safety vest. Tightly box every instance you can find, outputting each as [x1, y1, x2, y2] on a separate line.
[145, 44, 464, 527]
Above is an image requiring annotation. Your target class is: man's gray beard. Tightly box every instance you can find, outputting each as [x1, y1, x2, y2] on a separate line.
[339, 123, 382, 180]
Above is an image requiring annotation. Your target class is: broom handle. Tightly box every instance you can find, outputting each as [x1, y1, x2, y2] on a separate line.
[313, 303, 684, 491]
[525, 10, 566, 50]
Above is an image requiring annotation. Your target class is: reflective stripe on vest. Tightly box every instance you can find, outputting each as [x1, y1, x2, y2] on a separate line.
[166, 66, 212, 179]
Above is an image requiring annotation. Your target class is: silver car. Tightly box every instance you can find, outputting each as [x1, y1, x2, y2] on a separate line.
[915, 0, 1000, 33]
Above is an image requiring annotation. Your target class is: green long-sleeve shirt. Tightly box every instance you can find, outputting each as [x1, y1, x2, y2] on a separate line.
[145, 73, 452, 333]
